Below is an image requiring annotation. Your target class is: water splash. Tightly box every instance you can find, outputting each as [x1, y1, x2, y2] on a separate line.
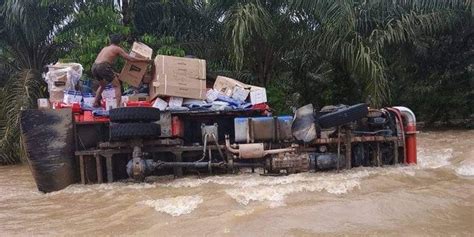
[417, 147, 453, 169]
[47, 182, 157, 195]
[138, 195, 203, 216]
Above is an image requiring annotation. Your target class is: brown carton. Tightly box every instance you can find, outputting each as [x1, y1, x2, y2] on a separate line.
[119, 42, 153, 87]
[154, 55, 206, 79]
[150, 74, 206, 100]
[213, 76, 249, 97]
[49, 90, 64, 103]
[150, 55, 207, 100]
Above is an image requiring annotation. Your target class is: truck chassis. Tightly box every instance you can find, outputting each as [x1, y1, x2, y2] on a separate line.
[20, 104, 417, 193]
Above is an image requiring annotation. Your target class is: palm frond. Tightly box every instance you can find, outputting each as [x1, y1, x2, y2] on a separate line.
[225, 1, 273, 69]
[0, 69, 45, 165]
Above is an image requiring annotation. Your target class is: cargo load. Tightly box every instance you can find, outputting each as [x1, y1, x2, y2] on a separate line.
[149, 55, 206, 100]
[211, 76, 267, 105]
[119, 42, 153, 87]
[45, 62, 83, 103]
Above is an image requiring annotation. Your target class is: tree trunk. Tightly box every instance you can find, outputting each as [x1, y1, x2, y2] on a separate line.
[122, 0, 130, 26]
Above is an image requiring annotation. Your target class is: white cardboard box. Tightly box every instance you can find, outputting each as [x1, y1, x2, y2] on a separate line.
[249, 86, 267, 105]
[152, 97, 168, 111]
[102, 86, 116, 99]
[121, 96, 130, 107]
[168, 97, 184, 108]
[105, 98, 118, 111]
[83, 94, 95, 107]
[206, 89, 219, 102]
[37, 98, 50, 109]
[63, 90, 82, 105]
[231, 86, 250, 102]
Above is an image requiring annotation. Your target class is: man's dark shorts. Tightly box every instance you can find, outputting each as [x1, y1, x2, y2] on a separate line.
[92, 62, 115, 83]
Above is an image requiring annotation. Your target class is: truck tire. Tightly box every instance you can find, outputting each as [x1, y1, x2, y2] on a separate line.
[318, 103, 368, 128]
[110, 123, 161, 141]
[109, 107, 161, 123]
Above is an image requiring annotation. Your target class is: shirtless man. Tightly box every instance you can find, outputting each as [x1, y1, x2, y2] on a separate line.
[92, 34, 151, 107]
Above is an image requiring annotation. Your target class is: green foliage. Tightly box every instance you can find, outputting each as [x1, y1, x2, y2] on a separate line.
[141, 35, 186, 57]
[156, 36, 186, 57]
[0, 70, 45, 164]
[0, 0, 472, 165]
[55, 4, 130, 74]
[0, 0, 71, 164]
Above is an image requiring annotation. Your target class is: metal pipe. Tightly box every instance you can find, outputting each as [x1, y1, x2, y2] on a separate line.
[153, 161, 264, 169]
[232, 162, 265, 168]
[195, 133, 209, 163]
[156, 162, 222, 168]
[263, 147, 296, 155]
[211, 134, 226, 161]
[225, 135, 241, 155]
[393, 106, 417, 164]
[225, 135, 295, 158]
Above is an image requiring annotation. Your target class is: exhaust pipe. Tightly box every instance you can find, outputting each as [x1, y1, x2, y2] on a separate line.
[394, 106, 417, 164]
[225, 135, 296, 159]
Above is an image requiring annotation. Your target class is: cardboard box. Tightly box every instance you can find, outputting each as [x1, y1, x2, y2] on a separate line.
[105, 98, 118, 111]
[49, 90, 64, 103]
[63, 90, 83, 105]
[231, 86, 250, 102]
[206, 89, 219, 102]
[213, 76, 249, 97]
[119, 42, 153, 87]
[83, 94, 95, 107]
[154, 55, 206, 79]
[37, 98, 50, 109]
[150, 74, 206, 100]
[152, 97, 168, 111]
[249, 86, 267, 105]
[168, 97, 183, 108]
[101, 86, 116, 99]
[127, 93, 149, 102]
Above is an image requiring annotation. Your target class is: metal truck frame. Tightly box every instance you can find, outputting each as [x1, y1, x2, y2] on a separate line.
[20, 104, 417, 193]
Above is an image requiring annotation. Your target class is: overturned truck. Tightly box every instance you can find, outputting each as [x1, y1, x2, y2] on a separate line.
[20, 103, 417, 193]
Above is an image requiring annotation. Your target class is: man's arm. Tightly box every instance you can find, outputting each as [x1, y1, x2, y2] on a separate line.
[116, 46, 151, 63]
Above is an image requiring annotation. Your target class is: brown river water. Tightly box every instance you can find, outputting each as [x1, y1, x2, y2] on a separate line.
[0, 130, 473, 236]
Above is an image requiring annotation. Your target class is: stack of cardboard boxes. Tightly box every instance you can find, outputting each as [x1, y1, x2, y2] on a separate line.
[45, 41, 267, 110]
[150, 55, 207, 100]
[45, 63, 83, 106]
[212, 76, 267, 105]
[119, 42, 154, 87]
[122, 43, 268, 109]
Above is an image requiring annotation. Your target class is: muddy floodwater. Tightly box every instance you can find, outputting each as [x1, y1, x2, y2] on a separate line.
[1, 130, 473, 236]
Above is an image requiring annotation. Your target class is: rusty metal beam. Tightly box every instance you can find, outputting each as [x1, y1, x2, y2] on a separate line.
[79, 155, 85, 184]
[75, 145, 227, 157]
[394, 141, 399, 164]
[105, 154, 113, 182]
[172, 152, 183, 177]
[345, 130, 352, 169]
[95, 154, 103, 184]
[98, 138, 183, 149]
[314, 136, 399, 144]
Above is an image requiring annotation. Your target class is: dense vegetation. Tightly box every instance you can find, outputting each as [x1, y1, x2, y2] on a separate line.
[0, 0, 472, 164]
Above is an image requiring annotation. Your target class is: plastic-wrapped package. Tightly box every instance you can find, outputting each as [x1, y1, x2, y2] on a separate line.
[44, 63, 83, 93]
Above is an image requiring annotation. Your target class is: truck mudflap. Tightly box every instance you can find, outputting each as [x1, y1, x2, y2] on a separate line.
[20, 109, 77, 193]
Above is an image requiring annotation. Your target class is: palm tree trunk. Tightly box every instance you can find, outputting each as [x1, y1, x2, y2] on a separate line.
[122, 0, 131, 26]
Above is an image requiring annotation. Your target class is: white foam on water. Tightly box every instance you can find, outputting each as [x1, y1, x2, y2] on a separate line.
[138, 195, 203, 216]
[163, 170, 375, 207]
[225, 175, 362, 207]
[417, 147, 453, 169]
[455, 163, 474, 177]
[47, 182, 157, 196]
